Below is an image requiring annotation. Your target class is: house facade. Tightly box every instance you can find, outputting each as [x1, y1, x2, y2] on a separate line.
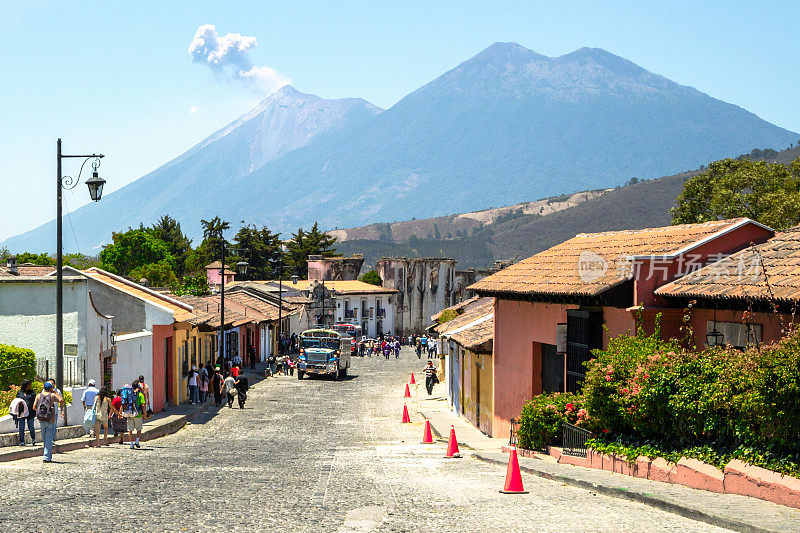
[471, 218, 775, 440]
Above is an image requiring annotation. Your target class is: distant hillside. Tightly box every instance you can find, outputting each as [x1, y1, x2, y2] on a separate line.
[338, 145, 800, 268]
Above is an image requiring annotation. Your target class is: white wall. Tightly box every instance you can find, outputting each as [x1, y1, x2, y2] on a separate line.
[113, 331, 153, 392]
[334, 293, 396, 338]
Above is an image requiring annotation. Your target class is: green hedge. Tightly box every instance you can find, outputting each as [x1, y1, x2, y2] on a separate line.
[0, 343, 36, 390]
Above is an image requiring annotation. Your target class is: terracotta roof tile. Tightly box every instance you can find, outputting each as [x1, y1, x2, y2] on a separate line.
[433, 297, 494, 352]
[656, 226, 800, 302]
[0, 264, 56, 277]
[471, 219, 761, 298]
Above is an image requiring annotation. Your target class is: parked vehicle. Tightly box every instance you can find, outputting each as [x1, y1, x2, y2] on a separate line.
[296, 329, 351, 380]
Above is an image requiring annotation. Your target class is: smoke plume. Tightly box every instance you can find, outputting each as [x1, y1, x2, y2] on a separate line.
[188, 24, 290, 94]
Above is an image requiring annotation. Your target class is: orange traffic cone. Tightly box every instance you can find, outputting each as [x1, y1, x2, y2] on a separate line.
[444, 425, 461, 458]
[402, 403, 411, 423]
[404, 383, 412, 398]
[421, 419, 434, 444]
[499, 446, 528, 494]
[409, 372, 416, 385]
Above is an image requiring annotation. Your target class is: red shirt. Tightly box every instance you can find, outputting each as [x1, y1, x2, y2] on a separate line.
[231, 367, 240, 377]
[112, 397, 122, 411]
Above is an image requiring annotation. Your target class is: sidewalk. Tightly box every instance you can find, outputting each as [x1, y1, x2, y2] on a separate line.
[416, 396, 800, 533]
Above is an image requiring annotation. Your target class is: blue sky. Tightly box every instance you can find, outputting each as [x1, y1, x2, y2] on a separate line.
[1, 0, 798, 242]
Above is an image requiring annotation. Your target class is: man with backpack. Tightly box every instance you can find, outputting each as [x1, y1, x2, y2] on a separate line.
[122, 381, 148, 449]
[33, 381, 63, 462]
[234, 374, 249, 409]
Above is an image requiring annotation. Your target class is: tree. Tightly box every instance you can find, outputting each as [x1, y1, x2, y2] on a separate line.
[671, 156, 800, 231]
[129, 260, 179, 287]
[186, 216, 231, 273]
[150, 215, 192, 277]
[232, 224, 283, 280]
[359, 270, 383, 286]
[170, 272, 210, 296]
[285, 222, 339, 278]
[99, 227, 176, 277]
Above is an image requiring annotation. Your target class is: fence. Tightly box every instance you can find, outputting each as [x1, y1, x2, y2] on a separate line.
[36, 356, 86, 387]
[562, 421, 593, 457]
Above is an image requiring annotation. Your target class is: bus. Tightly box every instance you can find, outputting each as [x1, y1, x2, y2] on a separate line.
[296, 328, 351, 380]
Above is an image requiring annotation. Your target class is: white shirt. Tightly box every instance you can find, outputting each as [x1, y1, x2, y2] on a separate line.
[188, 372, 198, 386]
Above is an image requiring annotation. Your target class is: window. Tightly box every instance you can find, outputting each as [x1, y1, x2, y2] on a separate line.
[706, 321, 762, 348]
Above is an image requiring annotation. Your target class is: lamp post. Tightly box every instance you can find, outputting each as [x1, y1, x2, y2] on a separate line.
[56, 138, 106, 397]
[217, 237, 249, 369]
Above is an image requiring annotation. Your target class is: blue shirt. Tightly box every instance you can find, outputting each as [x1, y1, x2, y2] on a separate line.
[81, 386, 99, 406]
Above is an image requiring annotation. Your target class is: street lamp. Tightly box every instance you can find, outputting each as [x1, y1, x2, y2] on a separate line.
[56, 138, 106, 399]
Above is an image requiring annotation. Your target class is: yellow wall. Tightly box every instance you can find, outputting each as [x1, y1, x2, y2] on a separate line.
[458, 347, 494, 437]
[171, 324, 215, 405]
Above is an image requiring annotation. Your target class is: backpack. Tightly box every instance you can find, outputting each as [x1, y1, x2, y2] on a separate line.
[120, 386, 138, 416]
[36, 393, 55, 422]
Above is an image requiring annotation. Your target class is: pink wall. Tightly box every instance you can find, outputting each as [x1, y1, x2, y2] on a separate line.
[151, 324, 172, 413]
[206, 268, 234, 287]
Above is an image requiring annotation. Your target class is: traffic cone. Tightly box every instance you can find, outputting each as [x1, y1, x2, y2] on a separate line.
[401, 403, 411, 423]
[499, 446, 528, 494]
[404, 383, 411, 398]
[421, 419, 434, 444]
[409, 372, 416, 385]
[444, 425, 461, 458]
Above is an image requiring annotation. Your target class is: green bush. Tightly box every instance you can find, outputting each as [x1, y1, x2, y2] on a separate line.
[517, 392, 584, 450]
[1, 380, 73, 414]
[0, 343, 36, 390]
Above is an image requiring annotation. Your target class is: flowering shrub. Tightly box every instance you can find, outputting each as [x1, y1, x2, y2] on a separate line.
[0, 343, 36, 390]
[517, 320, 800, 475]
[516, 392, 583, 450]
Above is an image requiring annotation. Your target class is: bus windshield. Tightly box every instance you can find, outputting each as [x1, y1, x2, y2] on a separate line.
[301, 338, 340, 350]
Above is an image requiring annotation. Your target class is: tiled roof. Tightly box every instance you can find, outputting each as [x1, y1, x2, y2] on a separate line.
[471, 219, 764, 298]
[82, 268, 195, 322]
[656, 226, 800, 302]
[431, 296, 481, 323]
[434, 297, 494, 352]
[205, 261, 235, 275]
[0, 264, 56, 277]
[226, 292, 298, 321]
[238, 279, 397, 295]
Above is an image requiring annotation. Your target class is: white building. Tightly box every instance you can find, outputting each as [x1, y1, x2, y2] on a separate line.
[0, 275, 112, 389]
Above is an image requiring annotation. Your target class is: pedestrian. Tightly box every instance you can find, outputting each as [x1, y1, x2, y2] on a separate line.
[282, 354, 290, 376]
[231, 363, 240, 378]
[248, 346, 256, 370]
[199, 367, 209, 404]
[423, 360, 437, 395]
[13, 379, 36, 446]
[234, 374, 249, 409]
[110, 389, 127, 444]
[223, 372, 237, 408]
[125, 381, 147, 449]
[287, 356, 295, 376]
[394, 339, 401, 359]
[267, 352, 277, 377]
[33, 381, 63, 462]
[44, 378, 66, 440]
[416, 341, 422, 359]
[211, 366, 224, 407]
[138, 374, 152, 415]
[187, 366, 199, 404]
[81, 379, 99, 436]
[92, 387, 113, 447]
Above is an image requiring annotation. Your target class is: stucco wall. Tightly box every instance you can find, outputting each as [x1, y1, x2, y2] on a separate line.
[113, 331, 153, 393]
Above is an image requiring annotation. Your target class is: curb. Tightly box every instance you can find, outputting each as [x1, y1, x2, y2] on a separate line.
[0, 414, 188, 463]
[474, 453, 777, 533]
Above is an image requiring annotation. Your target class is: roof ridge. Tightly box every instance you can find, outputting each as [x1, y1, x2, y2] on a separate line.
[573, 218, 749, 239]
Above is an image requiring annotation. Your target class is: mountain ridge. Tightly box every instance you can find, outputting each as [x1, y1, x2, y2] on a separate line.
[3, 42, 797, 253]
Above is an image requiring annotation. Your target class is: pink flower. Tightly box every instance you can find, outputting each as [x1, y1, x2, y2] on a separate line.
[565, 403, 575, 411]
[605, 375, 612, 381]
[643, 373, 650, 380]
[602, 429, 610, 434]
[546, 404, 557, 410]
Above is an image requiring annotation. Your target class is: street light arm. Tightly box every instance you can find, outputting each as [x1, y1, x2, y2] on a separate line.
[61, 156, 101, 190]
[61, 153, 104, 158]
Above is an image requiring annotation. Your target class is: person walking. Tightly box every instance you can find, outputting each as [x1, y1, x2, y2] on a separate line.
[14, 379, 36, 446]
[33, 381, 63, 462]
[211, 367, 224, 407]
[267, 352, 277, 377]
[92, 387, 114, 447]
[234, 374, 249, 409]
[45, 378, 65, 439]
[199, 366, 209, 404]
[187, 366, 199, 404]
[137, 374, 151, 415]
[110, 389, 127, 444]
[423, 360, 437, 396]
[125, 382, 147, 449]
[223, 372, 237, 408]
[81, 379, 99, 436]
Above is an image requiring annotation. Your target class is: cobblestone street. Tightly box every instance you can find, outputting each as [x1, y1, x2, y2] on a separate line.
[0, 348, 729, 532]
